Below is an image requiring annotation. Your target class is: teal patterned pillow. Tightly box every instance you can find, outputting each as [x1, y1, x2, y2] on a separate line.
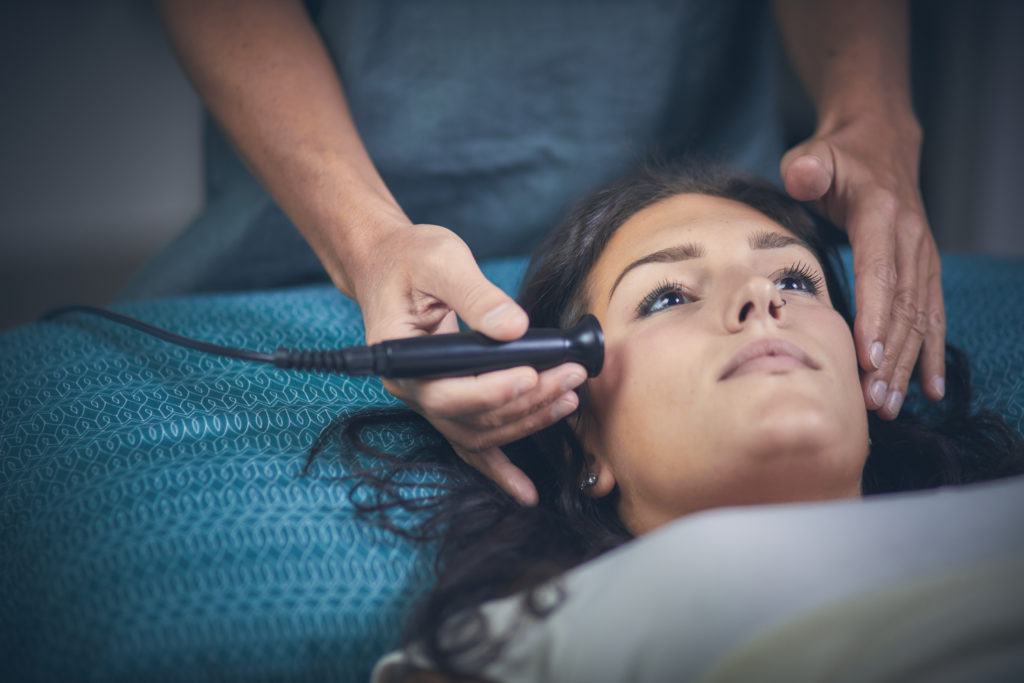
[1, 253, 1021, 682]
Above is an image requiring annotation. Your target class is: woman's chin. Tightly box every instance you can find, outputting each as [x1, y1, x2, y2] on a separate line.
[751, 409, 836, 450]
[728, 389, 864, 462]
[729, 377, 837, 430]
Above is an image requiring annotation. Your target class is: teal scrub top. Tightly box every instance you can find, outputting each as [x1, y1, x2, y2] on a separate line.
[124, 0, 783, 299]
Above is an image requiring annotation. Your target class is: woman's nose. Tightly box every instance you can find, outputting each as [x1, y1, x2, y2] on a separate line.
[722, 273, 785, 333]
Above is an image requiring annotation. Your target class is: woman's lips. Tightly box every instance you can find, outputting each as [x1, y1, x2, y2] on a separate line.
[719, 337, 819, 380]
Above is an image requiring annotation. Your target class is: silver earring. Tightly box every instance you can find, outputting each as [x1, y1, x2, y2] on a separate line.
[580, 472, 598, 490]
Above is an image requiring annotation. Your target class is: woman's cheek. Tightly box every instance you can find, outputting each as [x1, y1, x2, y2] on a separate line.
[814, 309, 864, 405]
[623, 325, 704, 414]
[827, 315, 861, 379]
[588, 330, 666, 429]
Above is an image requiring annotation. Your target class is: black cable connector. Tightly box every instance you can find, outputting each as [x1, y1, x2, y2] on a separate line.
[271, 346, 375, 375]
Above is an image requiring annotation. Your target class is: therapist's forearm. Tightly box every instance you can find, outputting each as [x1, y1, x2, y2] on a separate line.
[773, 0, 920, 136]
[154, 0, 408, 299]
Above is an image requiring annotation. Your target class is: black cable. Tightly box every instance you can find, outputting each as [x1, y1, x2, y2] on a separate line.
[41, 304, 377, 374]
[41, 305, 277, 364]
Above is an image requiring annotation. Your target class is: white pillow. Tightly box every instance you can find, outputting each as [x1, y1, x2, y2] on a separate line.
[374, 474, 1024, 682]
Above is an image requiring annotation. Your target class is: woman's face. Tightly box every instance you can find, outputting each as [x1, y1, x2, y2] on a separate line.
[579, 193, 868, 534]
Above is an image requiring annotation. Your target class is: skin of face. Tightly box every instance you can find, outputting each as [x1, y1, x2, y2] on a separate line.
[579, 193, 869, 535]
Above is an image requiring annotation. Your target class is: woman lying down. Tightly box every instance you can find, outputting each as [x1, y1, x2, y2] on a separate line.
[307, 164, 1024, 682]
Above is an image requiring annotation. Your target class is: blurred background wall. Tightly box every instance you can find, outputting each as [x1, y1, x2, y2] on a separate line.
[0, 1, 202, 332]
[1, 0, 1022, 332]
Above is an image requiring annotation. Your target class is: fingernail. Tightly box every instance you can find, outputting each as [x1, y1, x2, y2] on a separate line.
[514, 377, 533, 397]
[551, 395, 578, 420]
[484, 302, 515, 328]
[932, 376, 945, 399]
[563, 372, 586, 392]
[884, 391, 903, 416]
[869, 342, 884, 370]
[870, 380, 887, 407]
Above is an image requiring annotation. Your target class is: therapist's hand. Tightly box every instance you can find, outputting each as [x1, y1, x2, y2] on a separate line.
[781, 114, 946, 420]
[350, 223, 586, 505]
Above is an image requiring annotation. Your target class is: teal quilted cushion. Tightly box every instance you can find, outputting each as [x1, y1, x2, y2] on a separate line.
[0, 254, 1020, 681]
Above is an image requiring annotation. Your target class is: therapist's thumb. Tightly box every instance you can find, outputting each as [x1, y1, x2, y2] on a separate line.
[436, 259, 529, 341]
[781, 139, 835, 202]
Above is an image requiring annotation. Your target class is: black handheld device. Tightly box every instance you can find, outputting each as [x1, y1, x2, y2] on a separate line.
[280, 314, 604, 378]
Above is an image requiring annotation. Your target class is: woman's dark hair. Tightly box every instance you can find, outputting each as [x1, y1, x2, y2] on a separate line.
[306, 162, 1024, 677]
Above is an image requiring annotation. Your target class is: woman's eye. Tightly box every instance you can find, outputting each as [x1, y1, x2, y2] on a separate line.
[637, 284, 692, 317]
[774, 263, 823, 296]
[776, 274, 813, 292]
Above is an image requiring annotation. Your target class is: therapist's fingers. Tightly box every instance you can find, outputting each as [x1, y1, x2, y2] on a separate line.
[867, 221, 928, 419]
[394, 364, 585, 450]
[869, 237, 945, 419]
[467, 363, 586, 427]
[417, 233, 529, 341]
[847, 190, 902, 386]
[855, 231, 929, 418]
[414, 363, 586, 426]
[389, 366, 539, 418]
[445, 389, 580, 457]
[917, 253, 947, 402]
[453, 445, 539, 506]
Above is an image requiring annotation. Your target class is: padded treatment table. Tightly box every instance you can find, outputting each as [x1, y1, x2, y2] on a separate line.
[1, 253, 1022, 681]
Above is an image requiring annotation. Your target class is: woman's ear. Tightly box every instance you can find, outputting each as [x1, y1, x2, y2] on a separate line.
[570, 406, 616, 498]
[582, 448, 617, 498]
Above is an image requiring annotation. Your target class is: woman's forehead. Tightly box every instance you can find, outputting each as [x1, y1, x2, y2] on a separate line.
[590, 194, 815, 285]
[608, 193, 797, 252]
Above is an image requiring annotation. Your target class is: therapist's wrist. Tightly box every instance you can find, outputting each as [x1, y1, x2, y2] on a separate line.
[317, 202, 415, 302]
[281, 153, 413, 301]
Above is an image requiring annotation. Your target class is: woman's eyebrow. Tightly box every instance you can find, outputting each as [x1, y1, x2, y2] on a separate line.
[607, 230, 813, 302]
[749, 229, 808, 252]
[608, 242, 704, 301]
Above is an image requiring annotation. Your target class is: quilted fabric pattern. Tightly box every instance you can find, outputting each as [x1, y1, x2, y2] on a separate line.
[0, 260, 523, 682]
[0, 253, 1020, 682]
